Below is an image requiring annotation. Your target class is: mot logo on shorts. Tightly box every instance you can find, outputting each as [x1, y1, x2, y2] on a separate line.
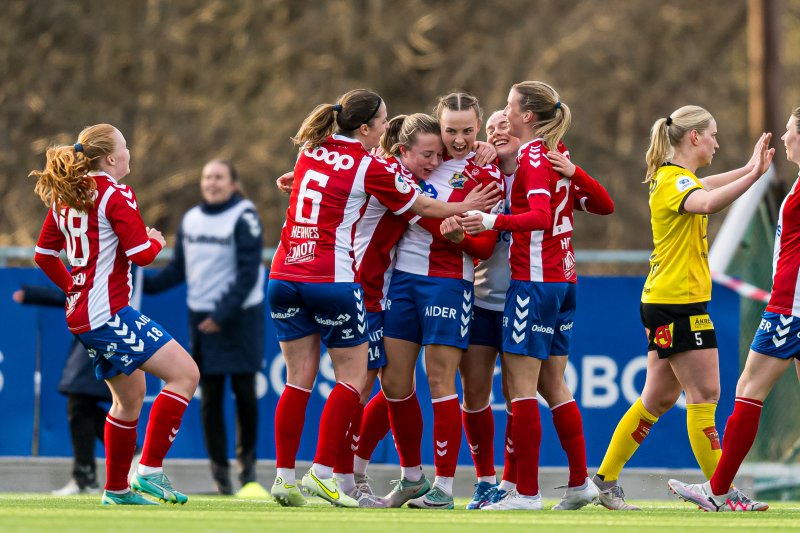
[653, 323, 674, 349]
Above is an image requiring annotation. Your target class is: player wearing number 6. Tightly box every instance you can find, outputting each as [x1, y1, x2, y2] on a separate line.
[267, 89, 500, 508]
[589, 106, 773, 510]
[31, 124, 200, 506]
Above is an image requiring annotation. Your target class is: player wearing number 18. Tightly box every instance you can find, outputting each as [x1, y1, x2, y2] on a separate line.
[267, 89, 500, 508]
[31, 124, 200, 506]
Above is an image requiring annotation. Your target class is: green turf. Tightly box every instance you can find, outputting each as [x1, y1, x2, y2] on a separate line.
[0, 494, 798, 532]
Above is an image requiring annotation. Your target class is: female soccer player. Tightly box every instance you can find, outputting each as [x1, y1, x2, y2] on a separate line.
[588, 106, 773, 510]
[462, 109, 613, 510]
[267, 89, 500, 508]
[463, 81, 613, 511]
[668, 110, 800, 513]
[31, 124, 200, 506]
[379, 92, 502, 510]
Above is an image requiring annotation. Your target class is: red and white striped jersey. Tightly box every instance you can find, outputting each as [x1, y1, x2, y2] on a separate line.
[474, 172, 515, 311]
[394, 155, 502, 281]
[507, 139, 577, 283]
[270, 135, 419, 283]
[34, 172, 155, 333]
[767, 176, 800, 316]
[353, 156, 419, 312]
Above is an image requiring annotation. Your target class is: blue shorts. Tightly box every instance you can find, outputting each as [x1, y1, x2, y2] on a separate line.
[367, 311, 387, 370]
[383, 270, 473, 349]
[78, 306, 173, 380]
[503, 281, 576, 359]
[750, 311, 800, 360]
[470, 305, 503, 352]
[267, 279, 368, 348]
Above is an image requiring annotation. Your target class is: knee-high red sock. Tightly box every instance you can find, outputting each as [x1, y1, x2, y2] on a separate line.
[140, 389, 189, 468]
[710, 397, 763, 495]
[356, 390, 391, 461]
[275, 383, 311, 468]
[551, 399, 588, 487]
[502, 411, 517, 484]
[334, 402, 364, 474]
[386, 390, 423, 467]
[463, 404, 496, 478]
[104, 414, 138, 491]
[512, 398, 541, 496]
[432, 395, 462, 478]
[314, 382, 361, 468]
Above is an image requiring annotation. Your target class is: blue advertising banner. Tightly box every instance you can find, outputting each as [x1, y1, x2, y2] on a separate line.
[0, 268, 740, 469]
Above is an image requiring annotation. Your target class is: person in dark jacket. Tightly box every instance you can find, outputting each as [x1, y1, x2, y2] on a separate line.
[144, 159, 266, 497]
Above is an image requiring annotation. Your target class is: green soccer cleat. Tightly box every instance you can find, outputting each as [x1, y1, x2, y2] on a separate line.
[131, 471, 188, 505]
[407, 485, 455, 510]
[101, 489, 160, 506]
[384, 474, 431, 508]
[300, 468, 359, 508]
[271, 476, 307, 507]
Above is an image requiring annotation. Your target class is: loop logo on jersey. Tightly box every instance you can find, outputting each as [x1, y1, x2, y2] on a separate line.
[303, 146, 355, 172]
[285, 241, 316, 264]
[689, 314, 714, 331]
[653, 323, 674, 349]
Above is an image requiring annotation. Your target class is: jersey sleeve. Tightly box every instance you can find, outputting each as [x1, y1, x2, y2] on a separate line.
[662, 173, 703, 214]
[494, 155, 552, 232]
[571, 165, 615, 215]
[364, 159, 420, 215]
[105, 186, 160, 264]
[34, 209, 72, 293]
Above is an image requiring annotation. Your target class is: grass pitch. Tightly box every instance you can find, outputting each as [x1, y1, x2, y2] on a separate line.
[1, 494, 799, 532]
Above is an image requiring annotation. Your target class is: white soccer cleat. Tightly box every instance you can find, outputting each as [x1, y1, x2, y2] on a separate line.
[552, 477, 600, 510]
[481, 489, 543, 511]
[667, 479, 768, 512]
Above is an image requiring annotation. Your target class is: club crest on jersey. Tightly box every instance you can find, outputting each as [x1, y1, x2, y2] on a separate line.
[285, 241, 316, 264]
[469, 167, 480, 177]
[449, 173, 467, 189]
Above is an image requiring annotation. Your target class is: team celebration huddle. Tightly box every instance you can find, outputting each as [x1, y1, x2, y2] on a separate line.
[29, 77, 800, 513]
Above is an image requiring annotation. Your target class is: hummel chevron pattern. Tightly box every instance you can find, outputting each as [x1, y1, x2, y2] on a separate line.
[530, 146, 542, 168]
[461, 291, 472, 337]
[512, 295, 529, 343]
[355, 290, 367, 334]
[107, 315, 144, 352]
[773, 314, 793, 348]
[436, 440, 448, 457]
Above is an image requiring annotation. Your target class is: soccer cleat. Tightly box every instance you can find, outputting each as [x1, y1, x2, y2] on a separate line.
[301, 468, 358, 508]
[552, 477, 600, 510]
[407, 485, 454, 510]
[481, 489, 542, 510]
[595, 482, 641, 511]
[384, 474, 431, 508]
[484, 486, 509, 506]
[131, 471, 188, 505]
[235, 481, 270, 500]
[466, 481, 498, 510]
[345, 486, 390, 508]
[667, 479, 768, 512]
[53, 479, 101, 496]
[101, 489, 160, 505]
[271, 476, 307, 507]
[354, 473, 377, 496]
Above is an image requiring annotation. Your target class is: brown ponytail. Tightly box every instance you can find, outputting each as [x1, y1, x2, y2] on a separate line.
[292, 89, 383, 150]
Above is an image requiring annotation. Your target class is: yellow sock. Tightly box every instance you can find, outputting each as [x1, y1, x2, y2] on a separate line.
[596, 398, 658, 482]
[686, 403, 721, 479]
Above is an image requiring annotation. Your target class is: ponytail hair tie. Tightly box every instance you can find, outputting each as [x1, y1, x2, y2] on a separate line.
[333, 103, 343, 112]
[665, 117, 673, 126]
[74, 143, 83, 153]
[554, 101, 562, 110]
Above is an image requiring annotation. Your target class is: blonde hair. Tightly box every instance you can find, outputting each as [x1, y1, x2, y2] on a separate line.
[380, 113, 441, 156]
[29, 123, 118, 211]
[292, 89, 382, 150]
[511, 81, 571, 150]
[645, 105, 714, 182]
[433, 92, 483, 123]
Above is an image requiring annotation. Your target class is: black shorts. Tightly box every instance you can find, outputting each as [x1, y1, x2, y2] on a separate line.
[640, 301, 717, 359]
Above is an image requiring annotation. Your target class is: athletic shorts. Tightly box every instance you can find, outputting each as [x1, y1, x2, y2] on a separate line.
[750, 311, 800, 360]
[367, 311, 387, 370]
[640, 301, 717, 359]
[469, 305, 503, 353]
[78, 306, 173, 380]
[502, 281, 576, 359]
[267, 279, 368, 348]
[383, 270, 473, 349]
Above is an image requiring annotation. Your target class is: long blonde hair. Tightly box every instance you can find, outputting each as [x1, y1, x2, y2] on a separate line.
[292, 89, 383, 150]
[512, 81, 571, 149]
[645, 105, 714, 182]
[29, 123, 118, 211]
[380, 113, 440, 156]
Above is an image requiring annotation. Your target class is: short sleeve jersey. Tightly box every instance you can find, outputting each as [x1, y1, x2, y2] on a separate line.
[270, 135, 419, 283]
[34, 172, 153, 333]
[767, 176, 800, 316]
[641, 164, 710, 304]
